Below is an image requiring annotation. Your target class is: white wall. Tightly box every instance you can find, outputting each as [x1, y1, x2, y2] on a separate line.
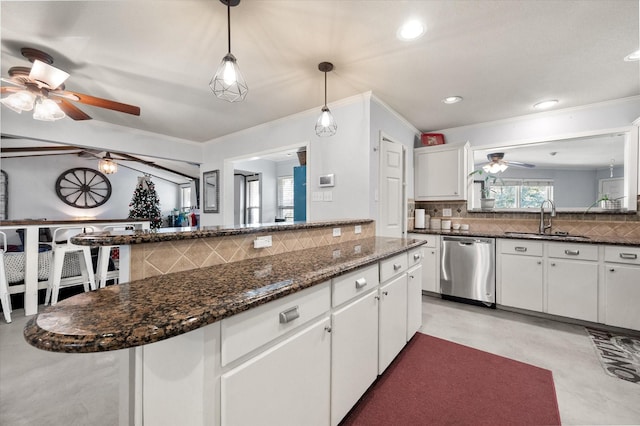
[201, 93, 373, 226]
[0, 154, 179, 223]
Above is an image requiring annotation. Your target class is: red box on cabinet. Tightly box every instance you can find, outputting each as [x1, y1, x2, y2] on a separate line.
[421, 133, 445, 146]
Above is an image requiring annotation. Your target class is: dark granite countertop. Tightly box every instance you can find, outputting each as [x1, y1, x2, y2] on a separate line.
[70, 219, 374, 246]
[409, 229, 640, 246]
[24, 236, 423, 353]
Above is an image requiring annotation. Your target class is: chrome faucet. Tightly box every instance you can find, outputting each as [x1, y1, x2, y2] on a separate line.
[539, 199, 556, 234]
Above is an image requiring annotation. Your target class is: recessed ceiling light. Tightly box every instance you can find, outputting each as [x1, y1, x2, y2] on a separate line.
[397, 20, 425, 41]
[624, 49, 640, 62]
[533, 100, 559, 110]
[442, 96, 463, 104]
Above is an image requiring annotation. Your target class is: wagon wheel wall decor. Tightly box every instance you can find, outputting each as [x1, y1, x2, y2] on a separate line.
[55, 168, 112, 208]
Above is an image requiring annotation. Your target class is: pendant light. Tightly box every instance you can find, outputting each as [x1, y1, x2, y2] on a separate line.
[315, 62, 337, 137]
[209, 0, 248, 102]
[98, 152, 118, 174]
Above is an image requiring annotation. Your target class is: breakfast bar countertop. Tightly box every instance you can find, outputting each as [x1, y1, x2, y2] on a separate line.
[70, 219, 374, 246]
[24, 236, 424, 353]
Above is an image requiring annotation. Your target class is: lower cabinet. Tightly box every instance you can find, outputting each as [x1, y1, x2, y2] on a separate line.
[406, 263, 423, 340]
[408, 233, 440, 293]
[604, 245, 640, 330]
[331, 291, 379, 426]
[378, 273, 408, 374]
[221, 317, 331, 426]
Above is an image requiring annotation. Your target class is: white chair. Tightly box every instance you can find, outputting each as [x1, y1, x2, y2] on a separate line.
[0, 231, 12, 323]
[45, 226, 97, 306]
[95, 223, 139, 289]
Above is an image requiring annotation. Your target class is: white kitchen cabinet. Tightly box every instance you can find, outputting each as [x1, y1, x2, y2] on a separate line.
[497, 239, 544, 311]
[408, 233, 440, 293]
[378, 272, 408, 374]
[331, 291, 379, 426]
[414, 143, 468, 201]
[546, 242, 598, 322]
[221, 317, 331, 426]
[406, 263, 423, 340]
[603, 246, 640, 330]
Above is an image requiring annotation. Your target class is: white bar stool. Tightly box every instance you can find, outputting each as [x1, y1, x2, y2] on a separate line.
[0, 231, 12, 323]
[45, 226, 97, 306]
[95, 223, 138, 289]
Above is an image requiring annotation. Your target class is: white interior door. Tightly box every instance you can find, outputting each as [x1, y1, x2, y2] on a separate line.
[378, 134, 406, 238]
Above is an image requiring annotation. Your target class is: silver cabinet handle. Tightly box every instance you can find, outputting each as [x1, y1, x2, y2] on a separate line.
[279, 306, 299, 324]
[620, 253, 638, 260]
[515, 247, 527, 252]
[413, 253, 421, 260]
[409, 275, 415, 279]
[550, 262, 556, 266]
[382, 291, 389, 296]
[609, 268, 615, 272]
[324, 326, 332, 333]
[537, 261, 542, 265]
[564, 249, 580, 256]
[355, 278, 367, 289]
[393, 263, 402, 271]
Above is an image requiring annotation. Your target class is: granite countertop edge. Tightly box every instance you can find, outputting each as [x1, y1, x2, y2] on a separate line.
[408, 229, 640, 246]
[24, 236, 424, 354]
[70, 219, 375, 246]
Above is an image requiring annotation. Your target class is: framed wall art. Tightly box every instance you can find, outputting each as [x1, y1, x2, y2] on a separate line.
[203, 170, 219, 213]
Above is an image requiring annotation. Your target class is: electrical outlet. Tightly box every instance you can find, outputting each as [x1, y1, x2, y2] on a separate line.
[333, 249, 341, 259]
[443, 208, 452, 217]
[253, 235, 272, 248]
[333, 227, 341, 237]
[354, 225, 362, 234]
[354, 245, 362, 254]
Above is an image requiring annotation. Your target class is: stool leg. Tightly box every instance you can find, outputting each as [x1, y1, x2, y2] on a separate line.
[48, 250, 66, 306]
[0, 255, 11, 323]
[81, 248, 97, 291]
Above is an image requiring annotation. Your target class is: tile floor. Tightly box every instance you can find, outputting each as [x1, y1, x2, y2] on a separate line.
[1, 295, 639, 425]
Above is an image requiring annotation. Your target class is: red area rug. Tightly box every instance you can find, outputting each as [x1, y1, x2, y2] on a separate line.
[340, 333, 561, 425]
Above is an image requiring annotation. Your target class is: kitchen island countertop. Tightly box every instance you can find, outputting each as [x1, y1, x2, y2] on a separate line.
[24, 236, 423, 353]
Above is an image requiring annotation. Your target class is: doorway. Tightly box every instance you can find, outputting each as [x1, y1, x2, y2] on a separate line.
[234, 172, 262, 225]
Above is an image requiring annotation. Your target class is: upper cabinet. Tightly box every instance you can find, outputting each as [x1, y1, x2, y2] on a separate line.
[414, 143, 469, 201]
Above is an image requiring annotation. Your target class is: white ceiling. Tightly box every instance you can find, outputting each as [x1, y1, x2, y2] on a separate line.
[1, 0, 639, 144]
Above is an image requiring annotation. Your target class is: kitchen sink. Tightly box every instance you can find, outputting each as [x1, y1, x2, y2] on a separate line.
[503, 232, 591, 242]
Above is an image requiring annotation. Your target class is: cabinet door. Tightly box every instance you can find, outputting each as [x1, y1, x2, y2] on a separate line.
[547, 259, 598, 322]
[604, 264, 640, 330]
[406, 264, 423, 341]
[422, 246, 440, 293]
[221, 317, 331, 426]
[415, 146, 465, 200]
[331, 291, 379, 426]
[499, 254, 543, 311]
[378, 274, 408, 374]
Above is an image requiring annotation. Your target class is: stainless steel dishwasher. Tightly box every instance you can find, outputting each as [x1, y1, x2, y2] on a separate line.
[440, 236, 496, 306]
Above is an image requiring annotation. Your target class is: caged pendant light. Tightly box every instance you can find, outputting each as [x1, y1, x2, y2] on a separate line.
[210, 0, 248, 102]
[315, 62, 337, 137]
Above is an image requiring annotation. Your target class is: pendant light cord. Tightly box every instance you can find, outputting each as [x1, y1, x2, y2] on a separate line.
[324, 71, 327, 107]
[227, 1, 232, 53]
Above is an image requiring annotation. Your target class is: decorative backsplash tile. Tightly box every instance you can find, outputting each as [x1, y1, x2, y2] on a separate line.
[130, 222, 376, 281]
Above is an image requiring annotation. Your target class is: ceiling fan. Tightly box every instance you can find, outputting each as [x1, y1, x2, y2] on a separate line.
[482, 152, 535, 173]
[0, 47, 140, 121]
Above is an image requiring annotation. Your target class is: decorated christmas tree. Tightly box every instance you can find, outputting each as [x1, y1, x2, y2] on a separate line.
[128, 176, 162, 229]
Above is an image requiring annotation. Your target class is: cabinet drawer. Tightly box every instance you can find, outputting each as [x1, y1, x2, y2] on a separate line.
[499, 239, 543, 256]
[408, 233, 439, 248]
[332, 263, 379, 307]
[380, 252, 408, 283]
[604, 245, 640, 265]
[221, 281, 331, 366]
[408, 247, 424, 268]
[547, 242, 598, 261]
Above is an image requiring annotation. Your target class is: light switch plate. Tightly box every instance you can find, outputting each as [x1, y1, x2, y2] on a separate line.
[323, 191, 333, 202]
[333, 227, 341, 237]
[253, 235, 272, 248]
[312, 192, 323, 202]
[442, 208, 452, 217]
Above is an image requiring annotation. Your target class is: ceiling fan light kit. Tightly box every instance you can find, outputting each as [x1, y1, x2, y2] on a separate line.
[33, 98, 66, 121]
[98, 152, 118, 175]
[210, 0, 248, 102]
[315, 61, 337, 137]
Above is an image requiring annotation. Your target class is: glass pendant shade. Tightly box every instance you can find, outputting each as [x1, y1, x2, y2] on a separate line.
[482, 162, 508, 173]
[315, 106, 337, 137]
[209, 53, 248, 102]
[98, 153, 118, 174]
[0, 90, 36, 113]
[33, 98, 66, 121]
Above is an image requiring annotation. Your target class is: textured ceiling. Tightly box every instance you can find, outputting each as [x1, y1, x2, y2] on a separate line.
[1, 0, 639, 143]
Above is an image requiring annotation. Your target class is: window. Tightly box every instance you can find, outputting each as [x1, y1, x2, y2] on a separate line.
[493, 179, 553, 209]
[277, 176, 294, 221]
[180, 185, 191, 210]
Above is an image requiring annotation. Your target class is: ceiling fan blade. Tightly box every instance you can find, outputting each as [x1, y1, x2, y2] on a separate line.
[508, 161, 536, 168]
[58, 99, 92, 120]
[1, 77, 27, 88]
[63, 90, 141, 116]
[1, 86, 22, 94]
